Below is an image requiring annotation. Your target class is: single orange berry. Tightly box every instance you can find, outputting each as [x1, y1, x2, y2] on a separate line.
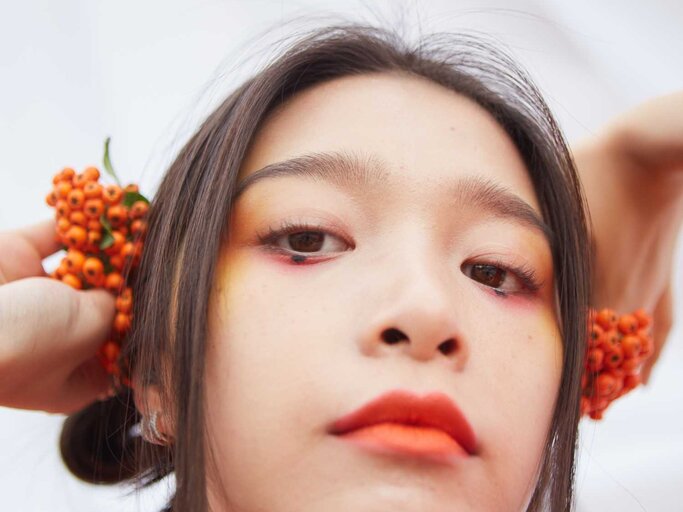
[56, 258, 70, 278]
[586, 348, 604, 372]
[83, 257, 104, 284]
[101, 340, 120, 362]
[596, 373, 616, 398]
[130, 218, 148, 236]
[65, 249, 86, 274]
[623, 373, 641, 391]
[607, 369, 624, 394]
[588, 324, 604, 349]
[87, 230, 102, 247]
[109, 254, 124, 271]
[67, 188, 85, 210]
[69, 210, 87, 227]
[633, 308, 651, 329]
[617, 314, 638, 335]
[56, 199, 71, 218]
[103, 184, 123, 205]
[72, 172, 90, 189]
[65, 225, 87, 249]
[123, 183, 139, 194]
[115, 287, 133, 314]
[84, 198, 105, 219]
[107, 204, 128, 227]
[129, 201, 149, 220]
[61, 273, 82, 290]
[599, 330, 619, 353]
[56, 181, 73, 199]
[53, 167, 75, 185]
[61, 167, 76, 181]
[596, 308, 618, 331]
[121, 240, 143, 264]
[82, 166, 100, 181]
[46, 190, 58, 207]
[603, 346, 624, 369]
[114, 312, 132, 333]
[589, 409, 604, 420]
[87, 219, 102, 232]
[620, 334, 642, 359]
[57, 216, 71, 233]
[83, 181, 103, 199]
[105, 272, 125, 293]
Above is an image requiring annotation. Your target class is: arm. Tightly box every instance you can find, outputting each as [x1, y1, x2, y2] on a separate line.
[572, 90, 683, 384]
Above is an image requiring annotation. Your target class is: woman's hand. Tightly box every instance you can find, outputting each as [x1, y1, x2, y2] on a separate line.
[572, 90, 683, 385]
[0, 218, 116, 414]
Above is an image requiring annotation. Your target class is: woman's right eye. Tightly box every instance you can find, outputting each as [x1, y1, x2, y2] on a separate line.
[256, 222, 350, 257]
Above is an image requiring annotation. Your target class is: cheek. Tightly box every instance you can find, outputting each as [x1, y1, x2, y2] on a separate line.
[470, 307, 563, 509]
[204, 253, 335, 508]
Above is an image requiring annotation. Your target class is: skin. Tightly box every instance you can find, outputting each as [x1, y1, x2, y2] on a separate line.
[202, 72, 563, 512]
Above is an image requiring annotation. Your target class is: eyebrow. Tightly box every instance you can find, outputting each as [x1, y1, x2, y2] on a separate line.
[234, 150, 555, 250]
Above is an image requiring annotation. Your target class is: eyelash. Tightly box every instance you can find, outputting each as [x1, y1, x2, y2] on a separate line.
[255, 221, 543, 298]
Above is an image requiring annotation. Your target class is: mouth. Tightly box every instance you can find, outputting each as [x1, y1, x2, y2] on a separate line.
[327, 389, 478, 464]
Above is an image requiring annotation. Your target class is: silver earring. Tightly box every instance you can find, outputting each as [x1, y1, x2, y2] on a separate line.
[142, 411, 170, 445]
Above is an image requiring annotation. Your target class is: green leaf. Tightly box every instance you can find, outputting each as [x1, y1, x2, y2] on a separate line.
[100, 214, 114, 234]
[99, 214, 115, 249]
[122, 191, 150, 208]
[103, 137, 122, 186]
[101, 254, 115, 274]
[100, 231, 114, 250]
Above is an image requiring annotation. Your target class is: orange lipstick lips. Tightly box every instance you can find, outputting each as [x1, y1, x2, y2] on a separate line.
[328, 389, 477, 464]
[340, 422, 469, 461]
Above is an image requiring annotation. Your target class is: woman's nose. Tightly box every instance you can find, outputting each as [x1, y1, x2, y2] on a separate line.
[357, 246, 469, 372]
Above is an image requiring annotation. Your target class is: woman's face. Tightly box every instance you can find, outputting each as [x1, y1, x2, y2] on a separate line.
[204, 72, 562, 512]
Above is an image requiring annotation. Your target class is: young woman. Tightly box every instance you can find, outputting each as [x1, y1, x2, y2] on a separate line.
[1, 22, 681, 512]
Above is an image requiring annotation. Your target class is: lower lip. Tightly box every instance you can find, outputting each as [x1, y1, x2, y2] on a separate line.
[337, 422, 469, 464]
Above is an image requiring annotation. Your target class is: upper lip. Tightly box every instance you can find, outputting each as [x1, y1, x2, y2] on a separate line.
[327, 389, 478, 455]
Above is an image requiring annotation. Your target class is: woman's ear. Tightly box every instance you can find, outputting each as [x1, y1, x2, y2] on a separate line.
[133, 380, 175, 444]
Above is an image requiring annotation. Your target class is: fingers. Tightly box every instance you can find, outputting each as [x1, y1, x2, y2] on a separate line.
[10, 218, 62, 260]
[0, 218, 63, 284]
[641, 283, 674, 385]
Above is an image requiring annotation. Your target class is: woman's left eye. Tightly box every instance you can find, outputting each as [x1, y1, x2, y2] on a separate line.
[461, 260, 542, 298]
[256, 222, 350, 256]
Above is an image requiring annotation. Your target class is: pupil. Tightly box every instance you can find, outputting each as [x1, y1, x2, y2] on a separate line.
[472, 264, 504, 287]
[289, 232, 324, 252]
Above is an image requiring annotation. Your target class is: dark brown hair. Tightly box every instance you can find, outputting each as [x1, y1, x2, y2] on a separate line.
[60, 20, 592, 512]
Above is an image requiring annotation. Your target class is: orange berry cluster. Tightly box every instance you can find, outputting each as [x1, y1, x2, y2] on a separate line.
[580, 307, 654, 420]
[45, 142, 148, 390]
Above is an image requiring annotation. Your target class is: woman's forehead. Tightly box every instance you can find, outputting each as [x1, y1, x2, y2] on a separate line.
[238, 71, 541, 215]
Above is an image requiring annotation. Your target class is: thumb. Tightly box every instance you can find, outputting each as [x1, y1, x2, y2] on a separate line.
[65, 286, 118, 362]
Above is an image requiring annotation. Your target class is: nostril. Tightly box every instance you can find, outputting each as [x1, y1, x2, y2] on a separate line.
[381, 328, 406, 345]
[439, 339, 457, 355]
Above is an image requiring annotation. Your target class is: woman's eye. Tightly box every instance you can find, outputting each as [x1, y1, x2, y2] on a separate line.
[461, 262, 540, 297]
[257, 223, 349, 256]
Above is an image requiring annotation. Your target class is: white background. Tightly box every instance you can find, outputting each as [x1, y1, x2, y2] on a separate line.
[0, 1, 681, 511]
